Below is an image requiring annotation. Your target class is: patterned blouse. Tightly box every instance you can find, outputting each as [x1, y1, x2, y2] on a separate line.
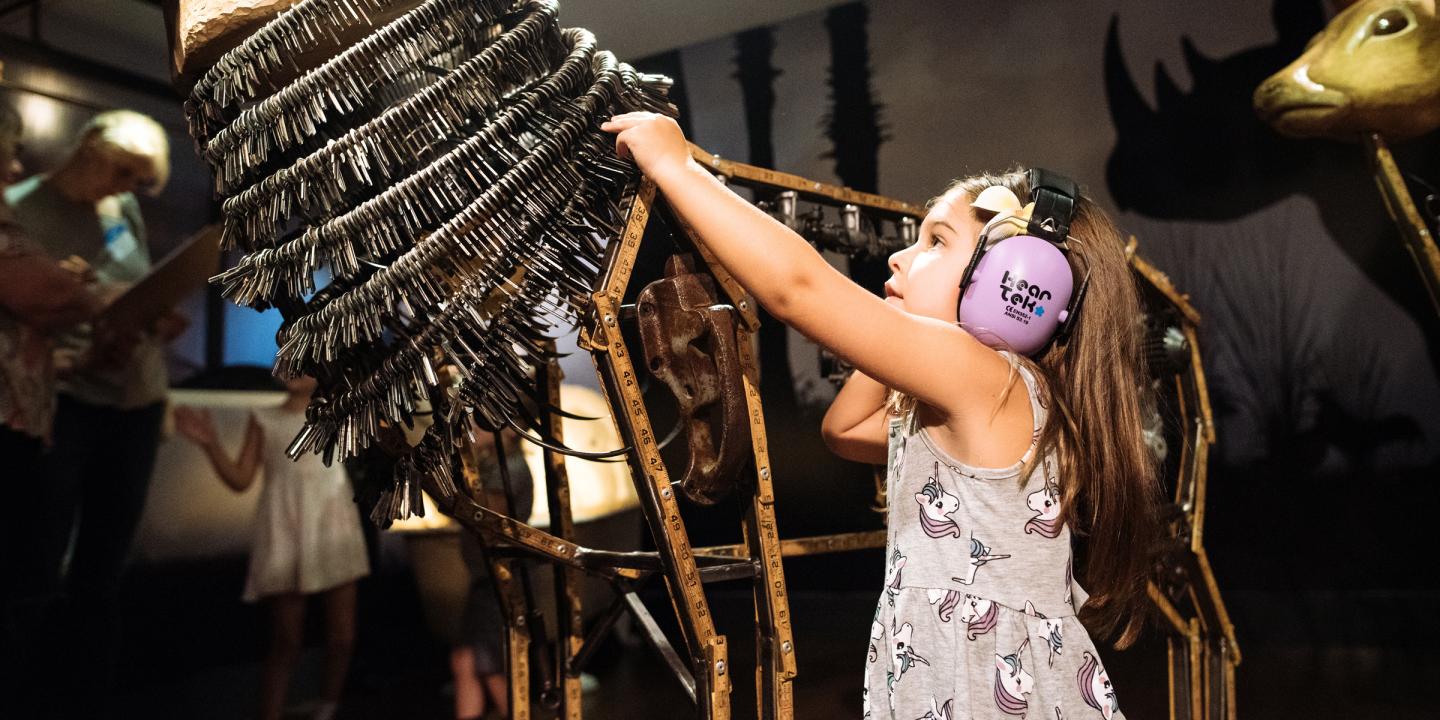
[0, 223, 58, 441]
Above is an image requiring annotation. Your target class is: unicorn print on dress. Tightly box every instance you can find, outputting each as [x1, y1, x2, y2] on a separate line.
[950, 535, 1012, 585]
[916, 696, 954, 720]
[891, 621, 931, 682]
[926, 588, 961, 622]
[958, 593, 999, 640]
[885, 548, 906, 604]
[1024, 600, 1064, 667]
[1077, 651, 1119, 719]
[993, 638, 1035, 716]
[1064, 559, 1075, 608]
[914, 462, 963, 538]
[889, 420, 907, 481]
[869, 616, 885, 663]
[1024, 474, 1063, 538]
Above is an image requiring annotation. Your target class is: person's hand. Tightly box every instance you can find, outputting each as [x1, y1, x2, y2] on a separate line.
[172, 405, 218, 448]
[151, 311, 189, 342]
[600, 112, 694, 183]
[57, 255, 95, 284]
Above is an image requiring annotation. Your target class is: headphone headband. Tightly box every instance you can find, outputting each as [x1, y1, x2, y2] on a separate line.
[1025, 167, 1079, 242]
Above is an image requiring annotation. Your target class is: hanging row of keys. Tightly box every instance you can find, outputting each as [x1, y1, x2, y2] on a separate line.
[193, 0, 677, 518]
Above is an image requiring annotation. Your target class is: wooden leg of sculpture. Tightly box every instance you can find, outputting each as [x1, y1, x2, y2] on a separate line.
[538, 355, 586, 719]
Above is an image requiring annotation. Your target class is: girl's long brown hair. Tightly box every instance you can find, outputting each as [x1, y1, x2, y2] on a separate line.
[947, 170, 1162, 648]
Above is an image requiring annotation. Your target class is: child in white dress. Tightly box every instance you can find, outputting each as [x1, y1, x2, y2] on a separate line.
[174, 375, 369, 720]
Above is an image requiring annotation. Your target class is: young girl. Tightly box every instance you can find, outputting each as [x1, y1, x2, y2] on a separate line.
[602, 113, 1159, 719]
[173, 376, 371, 720]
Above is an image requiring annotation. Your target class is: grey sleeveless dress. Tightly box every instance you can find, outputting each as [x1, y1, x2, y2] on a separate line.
[863, 357, 1124, 720]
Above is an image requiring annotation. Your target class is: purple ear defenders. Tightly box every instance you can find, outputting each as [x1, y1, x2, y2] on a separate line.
[955, 168, 1091, 356]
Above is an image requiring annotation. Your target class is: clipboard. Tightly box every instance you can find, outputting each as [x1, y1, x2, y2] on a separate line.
[98, 224, 221, 331]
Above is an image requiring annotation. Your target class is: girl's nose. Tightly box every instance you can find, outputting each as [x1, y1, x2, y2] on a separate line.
[888, 244, 911, 276]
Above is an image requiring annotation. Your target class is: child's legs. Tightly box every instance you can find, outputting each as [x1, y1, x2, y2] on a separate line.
[260, 593, 305, 720]
[449, 645, 485, 719]
[320, 582, 357, 703]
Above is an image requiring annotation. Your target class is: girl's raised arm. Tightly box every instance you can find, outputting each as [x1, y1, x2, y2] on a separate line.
[174, 406, 264, 493]
[820, 370, 889, 464]
[603, 113, 1012, 419]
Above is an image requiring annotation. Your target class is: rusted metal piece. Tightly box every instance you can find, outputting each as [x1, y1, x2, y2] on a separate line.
[636, 254, 753, 505]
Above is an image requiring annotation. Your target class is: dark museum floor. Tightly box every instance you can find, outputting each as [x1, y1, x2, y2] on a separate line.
[102, 550, 1439, 720]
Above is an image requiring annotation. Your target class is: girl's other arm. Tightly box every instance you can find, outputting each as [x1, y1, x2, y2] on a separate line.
[603, 113, 1010, 418]
[174, 406, 263, 493]
[820, 370, 889, 464]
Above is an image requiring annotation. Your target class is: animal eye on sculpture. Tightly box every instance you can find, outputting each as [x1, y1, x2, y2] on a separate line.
[1369, 8, 1411, 37]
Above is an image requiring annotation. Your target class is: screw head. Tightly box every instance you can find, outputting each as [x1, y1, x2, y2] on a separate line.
[782, 641, 792, 652]
[716, 660, 726, 675]
[604, 314, 616, 326]
[661, 488, 672, 499]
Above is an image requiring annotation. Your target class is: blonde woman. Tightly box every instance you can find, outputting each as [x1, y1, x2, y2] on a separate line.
[5, 109, 183, 713]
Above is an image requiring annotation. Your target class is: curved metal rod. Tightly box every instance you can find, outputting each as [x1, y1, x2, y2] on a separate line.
[505, 415, 631, 460]
[541, 401, 603, 421]
[654, 415, 684, 452]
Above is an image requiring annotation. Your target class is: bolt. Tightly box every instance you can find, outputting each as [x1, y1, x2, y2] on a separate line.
[739, 300, 749, 312]
[716, 660, 726, 675]
[782, 641, 792, 653]
[662, 488, 672, 499]
[760, 467, 770, 480]
[604, 313, 616, 327]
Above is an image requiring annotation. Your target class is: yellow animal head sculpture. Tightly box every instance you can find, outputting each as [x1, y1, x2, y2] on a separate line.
[1254, 0, 1440, 141]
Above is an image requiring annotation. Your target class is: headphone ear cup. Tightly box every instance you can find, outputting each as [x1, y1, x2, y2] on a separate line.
[956, 235, 1075, 356]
